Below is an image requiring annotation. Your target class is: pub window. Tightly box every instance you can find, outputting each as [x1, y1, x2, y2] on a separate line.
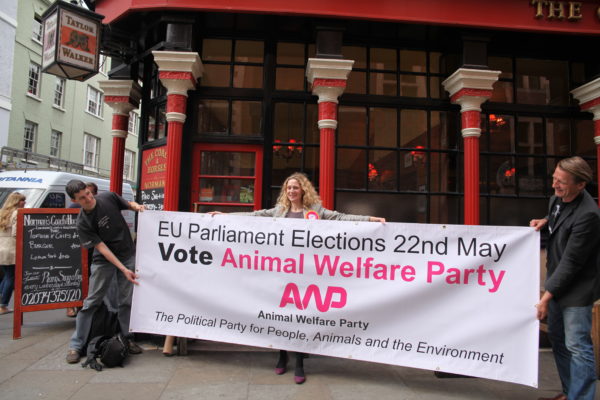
[275, 42, 315, 91]
[201, 39, 264, 88]
[489, 57, 514, 103]
[515, 58, 569, 106]
[336, 106, 455, 198]
[146, 103, 167, 142]
[344, 45, 444, 98]
[272, 102, 320, 185]
[196, 99, 263, 137]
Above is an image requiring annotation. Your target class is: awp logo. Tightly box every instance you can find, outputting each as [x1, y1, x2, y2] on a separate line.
[279, 283, 347, 312]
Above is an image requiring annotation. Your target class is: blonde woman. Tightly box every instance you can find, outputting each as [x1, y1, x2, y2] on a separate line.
[211, 172, 385, 383]
[0, 192, 26, 315]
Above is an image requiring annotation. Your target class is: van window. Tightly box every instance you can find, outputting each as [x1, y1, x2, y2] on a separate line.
[0, 188, 44, 207]
[40, 193, 66, 208]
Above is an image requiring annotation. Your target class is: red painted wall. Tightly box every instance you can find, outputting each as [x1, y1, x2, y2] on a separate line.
[95, 0, 600, 35]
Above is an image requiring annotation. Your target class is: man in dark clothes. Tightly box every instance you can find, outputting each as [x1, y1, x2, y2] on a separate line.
[65, 179, 145, 364]
[66, 182, 99, 318]
[530, 156, 600, 400]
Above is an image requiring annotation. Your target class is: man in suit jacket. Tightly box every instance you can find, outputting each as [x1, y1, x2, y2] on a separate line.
[530, 156, 600, 400]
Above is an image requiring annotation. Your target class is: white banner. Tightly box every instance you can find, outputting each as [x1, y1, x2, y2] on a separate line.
[131, 211, 540, 387]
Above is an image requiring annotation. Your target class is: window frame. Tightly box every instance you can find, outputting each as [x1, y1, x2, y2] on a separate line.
[83, 133, 100, 172]
[24, 121, 38, 153]
[27, 62, 41, 97]
[123, 149, 136, 181]
[53, 77, 66, 108]
[50, 130, 62, 158]
[86, 86, 104, 118]
[32, 16, 43, 43]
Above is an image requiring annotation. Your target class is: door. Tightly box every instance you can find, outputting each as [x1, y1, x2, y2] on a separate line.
[190, 143, 263, 213]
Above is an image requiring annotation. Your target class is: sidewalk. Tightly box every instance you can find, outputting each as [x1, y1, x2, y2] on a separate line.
[0, 308, 595, 400]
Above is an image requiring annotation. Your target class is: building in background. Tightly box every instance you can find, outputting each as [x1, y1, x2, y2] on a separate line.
[85, 0, 599, 225]
[0, 0, 18, 148]
[1, 0, 139, 189]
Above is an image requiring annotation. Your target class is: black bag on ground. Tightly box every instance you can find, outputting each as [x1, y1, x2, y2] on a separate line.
[81, 333, 129, 371]
[82, 302, 119, 355]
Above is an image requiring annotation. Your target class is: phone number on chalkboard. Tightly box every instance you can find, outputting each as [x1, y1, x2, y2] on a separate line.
[21, 288, 81, 306]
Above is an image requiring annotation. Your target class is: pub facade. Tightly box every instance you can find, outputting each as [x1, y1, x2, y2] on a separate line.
[84, 0, 600, 225]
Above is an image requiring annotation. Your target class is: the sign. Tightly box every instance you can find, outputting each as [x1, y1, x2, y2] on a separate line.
[131, 211, 540, 387]
[140, 146, 167, 211]
[41, 0, 104, 81]
[13, 208, 88, 339]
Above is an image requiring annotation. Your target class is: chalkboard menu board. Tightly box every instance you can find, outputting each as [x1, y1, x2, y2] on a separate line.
[140, 188, 164, 211]
[14, 209, 88, 339]
[140, 147, 166, 211]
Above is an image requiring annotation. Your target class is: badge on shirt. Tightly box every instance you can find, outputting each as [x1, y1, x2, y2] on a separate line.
[305, 210, 319, 220]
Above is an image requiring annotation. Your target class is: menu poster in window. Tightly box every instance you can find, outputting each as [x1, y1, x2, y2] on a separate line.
[13, 208, 88, 339]
[140, 146, 167, 211]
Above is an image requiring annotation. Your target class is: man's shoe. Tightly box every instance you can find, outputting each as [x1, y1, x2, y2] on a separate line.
[127, 340, 143, 354]
[537, 394, 567, 400]
[66, 349, 80, 364]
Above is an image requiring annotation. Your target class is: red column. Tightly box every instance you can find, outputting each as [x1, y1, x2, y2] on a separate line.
[454, 98, 490, 225]
[152, 52, 203, 211]
[443, 69, 500, 225]
[163, 92, 188, 211]
[110, 113, 128, 194]
[99, 80, 141, 195]
[571, 78, 600, 207]
[306, 60, 353, 209]
[315, 87, 343, 208]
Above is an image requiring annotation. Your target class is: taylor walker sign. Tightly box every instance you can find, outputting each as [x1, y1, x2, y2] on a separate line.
[131, 211, 540, 387]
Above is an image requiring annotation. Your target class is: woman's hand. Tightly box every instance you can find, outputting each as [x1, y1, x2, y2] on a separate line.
[369, 216, 386, 223]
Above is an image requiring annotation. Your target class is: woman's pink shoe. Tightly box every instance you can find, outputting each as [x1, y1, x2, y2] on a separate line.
[275, 366, 287, 375]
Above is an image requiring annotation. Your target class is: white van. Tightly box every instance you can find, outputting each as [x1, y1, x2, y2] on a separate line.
[0, 170, 135, 231]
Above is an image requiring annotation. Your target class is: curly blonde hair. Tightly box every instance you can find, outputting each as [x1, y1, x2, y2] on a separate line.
[0, 192, 25, 230]
[275, 172, 321, 210]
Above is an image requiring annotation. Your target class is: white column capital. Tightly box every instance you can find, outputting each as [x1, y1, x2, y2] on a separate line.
[306, 58, 354, 83]
[572, 77, 600, 122]
[442, 68, 501, 98]
[152, 51, 203, 95]
[99, 79, 141, 113]
[571, 77, 600, 106]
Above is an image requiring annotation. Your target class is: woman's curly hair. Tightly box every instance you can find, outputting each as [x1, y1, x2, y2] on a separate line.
[275, 172, 321, 210]
[0, 192, 25, 230]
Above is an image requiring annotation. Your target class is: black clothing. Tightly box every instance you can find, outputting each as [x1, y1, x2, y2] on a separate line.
[77, 192, 133, 263]
[544, 191, 600, 307]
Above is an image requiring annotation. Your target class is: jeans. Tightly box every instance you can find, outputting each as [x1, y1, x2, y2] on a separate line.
[0, 264, 15, 306]
[547, 299, 597, 400]
[69, 255, 135, 352]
